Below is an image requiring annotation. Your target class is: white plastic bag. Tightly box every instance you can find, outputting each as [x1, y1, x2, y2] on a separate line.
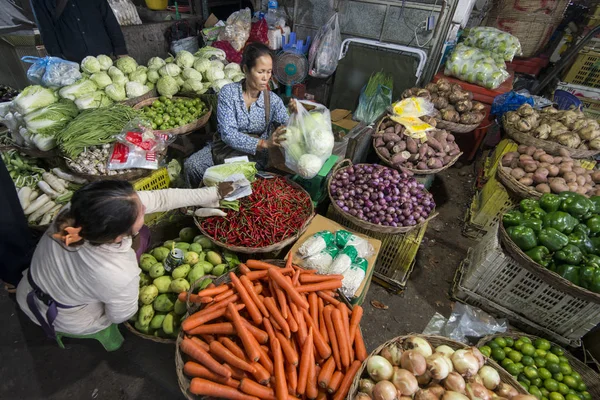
[108, 0, 142, 26]
[218, 8, 251, 52]
[22, 56, 81, 88]
[283, 100, 334, 179]
[308, 13, 341, 78]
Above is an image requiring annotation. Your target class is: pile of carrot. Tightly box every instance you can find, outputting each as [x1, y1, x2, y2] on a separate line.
[177, 258, 367, 400]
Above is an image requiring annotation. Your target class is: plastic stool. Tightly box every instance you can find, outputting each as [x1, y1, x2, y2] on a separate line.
[554, 90, 583, 110]
[55, 324, 124, 351]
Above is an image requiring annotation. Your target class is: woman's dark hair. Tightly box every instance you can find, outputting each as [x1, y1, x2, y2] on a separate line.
[241, 42, 273, 73]
[55, 180, 139, 245]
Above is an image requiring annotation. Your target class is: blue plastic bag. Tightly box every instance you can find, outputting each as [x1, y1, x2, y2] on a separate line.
[22, 56, 81, 88]
[491, 91, 534, 119]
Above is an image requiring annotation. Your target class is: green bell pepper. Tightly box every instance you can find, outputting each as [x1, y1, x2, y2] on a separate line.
[558, 191, 578, 200]
[542, 211, 579, 234]
[547, 260, 557, 272]
[502, 210, 524, 228]
[520, 198, 540, 213]
[555, 244, 583, 265]
[585, 254, 600, 268]
[586, 215, 600, 236]
[568, 231, 596, 255]
[539, 193, 562, 213]
[506, 226, 538, 251]
[590, 237, 600, 254]
[557, 264, 581, 285]
[521, 218, 543, 233]
[573, 223, 591, 237]
[524, 208, 547, 220]
[591, 268, 600, 293]
[589, 196, 600, 214]
[579, 265, 597, 290]
[525, 246, 551, 267]
[560, 193, 594, 218]
[538, 228, 569, 252]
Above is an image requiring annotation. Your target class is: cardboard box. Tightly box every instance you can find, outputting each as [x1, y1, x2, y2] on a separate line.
[287, 214, 382, 305]
[331, 109, 359, 135]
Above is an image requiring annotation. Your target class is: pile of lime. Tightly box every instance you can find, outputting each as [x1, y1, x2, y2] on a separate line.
[140, 97, 207, 131]
[479, 336, 591, 400]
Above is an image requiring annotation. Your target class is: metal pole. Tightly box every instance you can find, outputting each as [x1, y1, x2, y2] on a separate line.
[421, 0, 457, 84]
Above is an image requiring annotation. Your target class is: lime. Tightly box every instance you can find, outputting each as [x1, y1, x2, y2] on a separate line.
[523, 355, 535, 366]
[554, 372, 564, 382]
[537, 349, 549, 358]
[531, 377, 543, 387]
[509, 350, 523, 363]
[549, 393, 565, 400]
[489, 341, 500, 350]
[559, 356, 570, 365]
[521, 337, 533, 344]
[506, 363, 521, 376]
[479, 346, 492, 358]
[581, 391, 591, 400]
[536, 357, 548, 368]
[523, 343, 537, 356]
[505, 337, 515, 347]
[525, 366, 540, 380]
[563, 376, 578, 390]
[546, 353, 561, 365]
[515, 339, 525, 351]
[535, 338, 552, 351]
[558, 383, 570, 396]
[551, 346, 564, 356]
[492, 348, 506, 362]
[547, 363, 561, 374]
[501, 358, 514, 368]
[520, 381, 530, 391]
[519, 374, 531, 387]
[559, 362, 572, 376]
[541, 388, 550, 397]
[530, 386, 543, 399]
[565, 395, 580, 400]
[570, 371, 581, 382]
[494, 337, 508, 348]
[514, 362, 525, 374]
[504, 346, 514, 354]
[577, 382, 587, 392]
[539, 367, 553, 380]
[545, 379, 559, 392]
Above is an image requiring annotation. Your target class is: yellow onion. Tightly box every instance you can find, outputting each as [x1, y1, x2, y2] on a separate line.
[443, 372, 466, 394]
[436, 345, 455, 358]
[380, 344, 403, 366]
[417, 370, 433, 386]
[401, 350, 427, 376]
[466, 383, 490, 400]
[414, 389, 439, 400]
[470, 347, 485, 369]
[356, 393, 373, 400]
[510, 396, 537, 400]
[404, 336, 433, 358]
[427, 383, 446, 398]
[373, 380, 399, 400]
[495, 383, 519, 398]
[399, 397, 412, 400]
[360, 379, 376, 396]
[477, 366, 500, 390]
[442, 392, 469, 400]
[427, 353, 451, 380]
[466, 375, 483, 386]
[392, 368, 419, 396]
[451, 349, 479, 378]
[368, 355, 395, 382]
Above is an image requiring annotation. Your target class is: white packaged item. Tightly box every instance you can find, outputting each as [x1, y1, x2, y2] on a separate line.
[341, 258, 368, 298]
[334, 230, 374, 259]
[304, 246, 339, 274]
[298, 230, 335, 258]
[328, 246, 358, 275]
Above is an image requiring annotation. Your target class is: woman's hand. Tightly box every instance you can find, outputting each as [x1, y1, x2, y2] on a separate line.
[270, 125, 287, 147]
[289, 99, 299, 114]
[217, 182, 234, 198]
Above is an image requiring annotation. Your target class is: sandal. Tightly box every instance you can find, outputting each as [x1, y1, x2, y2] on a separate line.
[3, 283, 16, 294]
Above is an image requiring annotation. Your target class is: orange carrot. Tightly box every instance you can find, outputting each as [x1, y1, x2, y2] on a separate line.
[256, 343, 274, 374]
[188, 322, 236, 336]
[333, 360, 361, 400]
[241, 320, 269, 344]
[214, 288, 235, 302]
[275, 331, 299, 366]
[348, 305, 363, 344]
[316, 291, 340, 306]
[285, 254, 293, 269]
[272, 338, 287, 400]
[250, 362, 270, 384]
[264, 297, 291, 338]
[286, 361, 297, 395]
[268, 268, 309, 309]
[181, 303, 232, 331]
[306, 346, 319, 400]
[230, 272, 263, 325]
[239, 263, 251, 274]
[317, 357, 336, 389]
[244, 270, 268, 280]
[210, 340, 256, 373]
[308, 292, 319, 327]
[323, 306, 341, 370]
[296, 280, 342, 293]
[190, 378, 259, 400]
[292, 269, 301, 286]
[206, 293, 241, 311]
[227, 303, 261, 362]
[295, 303, 307, 346]
[184, 362, 240, 388]
[327, 371, 343, 394]
[178, 292, 213, 303]
[261, 317, 276, 342]
[197, 285, 230, 298]
[301, 308, 332, 360]
[239, 378, 277, 400]
[246, 259, 279, 270]
[200, 334, 216, 343]
[181, 337, 232, 377]
[285, 297, 299, 333]
[274, 282, 289, 319]
[316, 390, 327, 400]
[190, 336, 210, 351]
[318, 298, 328, 343]
[223, 363, 247, 380]
[219, 337, 246, 360]
[269, 315, 282, 331]
[354, 328, 368, 362]
[240, 275, 269, 318]
[300, 274, 344, 284]
[207, 283, 216, 289]
[332, 308, 349, 369]
[337, 302, 353, 362]
[297, 328, 313, 395]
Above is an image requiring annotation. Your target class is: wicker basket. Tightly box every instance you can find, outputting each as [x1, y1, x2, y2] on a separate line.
[477, 332, 600, 398]
[133, 97, 212, 136]
[348, 334, 528, 398]
[435, 118, 481, 133]
[328, 160, 438, 234]
[496, 165, 542, 200]
[503, 120, 600, 159]
[119, 89, 158, 107]
[63, 166, 152, 182]
[498, 223, 600, 303]
[123, 321, 176, 344]
[194, 178, 314, 254]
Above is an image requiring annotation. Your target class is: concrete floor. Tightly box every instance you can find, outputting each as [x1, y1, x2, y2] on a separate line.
[1, 166, 477, 400]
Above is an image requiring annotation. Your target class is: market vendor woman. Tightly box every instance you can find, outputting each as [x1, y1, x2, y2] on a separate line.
[16, 180, 232, 340]
[185, 42, 297, 186]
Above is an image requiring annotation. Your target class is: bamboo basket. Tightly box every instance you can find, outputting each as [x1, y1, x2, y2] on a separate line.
[498, 223, 600, 303]
[119, 89, 158, 107]
[133, 96, 212, 136]
[194, 178, 314, 254]
[63, 166, 152, 182]
[477, 332, 600, 398]
[435, 118, 481, 133]
[348, 334, 528, 398]
[503, 119, 600, 159]
[496, 165, 543, 200]
[123, 321, 175, 344]
[328, 160, 438, 234]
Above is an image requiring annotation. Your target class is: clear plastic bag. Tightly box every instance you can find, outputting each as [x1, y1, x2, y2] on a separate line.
[444, 43, 510, 90]
[109, 119, 174, 170]
[171, 36, 199, 55]
[218, 8, 251, 52]
[463, 27, 522, 62]
[354, 84, 392, 125]
[392, 97, 436, 118]
[283, 100, 334, 179]
[21, 56, 81, 88]
[107, 0, 141, 26]
[298, 230, 335, 258]
[308, 13, 341, 78]
[335, 230, 374, 259]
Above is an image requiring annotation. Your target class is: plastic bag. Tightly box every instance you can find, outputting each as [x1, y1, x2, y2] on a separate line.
[298, 230, 335, 258]
[171, 36, 199, 55]
[444, 43, 510, 90]
[354, 84, 392, 125]
[392, 97, 435, 118]
[335, 230, 374, 259]
[463, 26, 522, 62]
[109, 119, 173, 170]
[308, 13, 341, 78]
[212, 41, 243, 64]
[107, 0, 141, 26]
[491, 90, 534, 118]
[248, 18, 269, 45]
[329, 246, 358, 275]
[218, 8, 251, 52]
[22, 56, 81, 88]
[341, 258, 368, 298]
[305, 245, 339, 274]
[283, 100, 334, 179]
[203, 161, 257, 187]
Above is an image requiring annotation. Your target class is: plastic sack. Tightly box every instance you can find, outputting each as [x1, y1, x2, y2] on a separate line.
[218, 8, 251, 52]
[283, 100, 334, 179]
[354, 84, 392, 125]
[212, 40, 243, 64]
[444, 43, 510, 90]
[308, 13, 341, 78]
[109, 119, 173, 170]
[171, 36, 199, 56]
[22, 56, 81, 88]
[107, 0, 141, 26]
[108, 142, 159, 170]
[305, 245, 339, 274]
[329, 246, 358, 275]
[248, 19, 269, 45]
[335, 230, 373, 259]
[203, 161, 257, 187]
[298, 230, 335, 258]
[341, 258, 368, 298]
[463, 26, 522, 62]
[491, 90, 535, 118]
[392, 97, 435, 118]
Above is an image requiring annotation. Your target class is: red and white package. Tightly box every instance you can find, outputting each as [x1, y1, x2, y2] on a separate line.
[107, 142, 158, 170]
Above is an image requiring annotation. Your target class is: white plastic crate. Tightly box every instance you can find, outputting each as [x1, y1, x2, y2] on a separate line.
[456, 226, 600, 346]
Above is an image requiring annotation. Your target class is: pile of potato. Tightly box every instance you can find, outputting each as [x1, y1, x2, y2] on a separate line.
[506, 103, 600, 150]
[402, 79, 486, 125]
[501, 144, 600, 196]
[374, 118, 461, 170]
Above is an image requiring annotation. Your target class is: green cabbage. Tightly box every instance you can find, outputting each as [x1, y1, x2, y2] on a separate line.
[175, 50, 196, 68]
[156, 76, 179, 97]
[181, 79, 204, 94]
[175, 76, 185, 87]
[210, 79, 232, 92]
[74, 92, 112, 110]
[23, 99, 78, 136]
[205, 68, 225, 82]
[224, 68, 239, 80]
[81, 56, 101, 74]
[210, 60, 224, 71]
[97, 55, 113, 70]
[232, 73, 245, 83]
[182, 68, 202, 81]
[147, 69, 160, 83]
[58, 79, 98, 100]
[13, 85, 58, 115]
[90, 72, 112, 89]
[112, 74, 129, 86]
[105, 84, 126, 101]
[125, 81, 150, 98]
[146, 81, 155, 90]
[129, 69, 148, 84]
[297, 154, 323, 179]
[136, 66, 148, 73]
[148, 57, 166, 70]
[202, 162, 257, 187]
[116, 56, 138, 74]
[108, 66, 125, 79]
[193, 58, 211, 74]
[224, 62, 241, 74]
[195, 46, 226, 60]
[159, 63, 181, 77]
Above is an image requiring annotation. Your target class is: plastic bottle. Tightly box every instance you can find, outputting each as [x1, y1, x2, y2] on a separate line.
[266, 0, 279, 28]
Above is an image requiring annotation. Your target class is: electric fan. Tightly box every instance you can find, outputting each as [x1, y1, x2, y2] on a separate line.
[274, 50, 308, 97]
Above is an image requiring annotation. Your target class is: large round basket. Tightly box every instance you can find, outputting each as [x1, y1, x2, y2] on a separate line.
[328, 159, 438, 234]
[133, 96, 212, 136]
[119, 88, 158, 107]
[123, 321, 175, 344]
[194, 178, 314, 254]
[373, 116, 463, 175]
[434, 118, 480, 133]
[63, 166, 152, 182]
[503, 118, 600, 159]
[496, 165, 543, 200]
[498, 222, 600, 303]
[348, 334, 528, 398]
[477, 332, 600, 398]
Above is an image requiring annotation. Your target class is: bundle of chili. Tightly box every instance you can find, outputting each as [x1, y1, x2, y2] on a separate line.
[200, 177, 312, 248]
